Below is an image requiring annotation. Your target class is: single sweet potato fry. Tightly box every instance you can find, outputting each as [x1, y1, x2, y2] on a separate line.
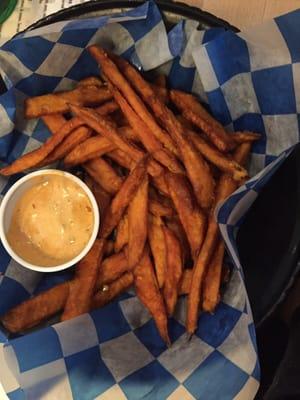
[98, 250, 128, 284]
[133, 249, 170, 344]
[187, 143, 252, 334]
[106, 148, 134, 169]
[186, 218, 220, 333]
[64, 136, 115, 167]
[84, 158, 123, 195]
[114, 214, 129, 253]
[42, 126, 92, 166]
[170, 89, 236, 152]
[148, 215, 167, 288]
[0, 117, 84, 175]
[128, 175, 149, 268]
[232, 131, 261, 144]
[61, 239, 105, 321]
[42, 114, 66, 134]
[96, 100, 119, 116]
[88, 46, 179, 157]
[100, 157, 148, 238]
[162, 113, 216, 209]
[1, 282, 69, 333]
[163, 226, 183, 316]
[25, 85, 112, 118]
[109, 53, 215, 209]
[165, 172, 206, 260]
[92, 272, 134, 309]
[108, 81, 183, 174]
[78, 76, 103, 87]
[179, 269, 192, 295]
[202, 241, 225, 313]
[166, 216, 190, 265]
[234, 142, 252, 166]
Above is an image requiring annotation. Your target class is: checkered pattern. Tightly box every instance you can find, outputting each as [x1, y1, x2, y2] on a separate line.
[193, 11, 300, 174]
[3, 292, 257, 400]
[2, 1, 299, 399]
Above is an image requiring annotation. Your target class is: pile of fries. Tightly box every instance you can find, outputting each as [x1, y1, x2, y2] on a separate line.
[0, 47, 259, 343]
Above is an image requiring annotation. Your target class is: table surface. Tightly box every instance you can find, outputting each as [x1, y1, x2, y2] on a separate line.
[1, 1, 300, 399]
[194, 0, 300, 29]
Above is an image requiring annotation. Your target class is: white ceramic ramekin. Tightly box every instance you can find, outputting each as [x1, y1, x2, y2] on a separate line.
[0, 169, 100, 273]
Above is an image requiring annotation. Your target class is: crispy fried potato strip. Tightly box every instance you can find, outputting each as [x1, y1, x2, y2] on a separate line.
[84, 158, 123, 195]
[114, 214, 129, 253]
[0, 117, 84, 175]
[98, 250, 128, 284]
[166, 217, 190, 265]
[148, 215, 167, 288]
[1, 250, 129, 333]
[232, 131, 261, 144]
[42, 126, 92, 166]
[78, 76, 103, 87]
[96, 100, 119, 116]
[202, 241, 225, 312]
[64, 136, 115, 166]
[25, 85, 111, 118]
[128, 175, 149, 268]
[92, 272, 134, 309]
[179, 269, 192, 295]
[61, 239, 105, 321]
[163, 226, 183, 316]
[42, 114, 66, 134]
[133, 249, 170, 345]
[165, 172, 206, 260]
[1, 283, 69, 333]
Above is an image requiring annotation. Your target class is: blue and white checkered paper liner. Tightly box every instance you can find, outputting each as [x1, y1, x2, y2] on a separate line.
[1, 2, 300, 399]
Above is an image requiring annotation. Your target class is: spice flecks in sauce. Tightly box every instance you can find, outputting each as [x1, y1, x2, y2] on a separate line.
[7, 174, 94, 267]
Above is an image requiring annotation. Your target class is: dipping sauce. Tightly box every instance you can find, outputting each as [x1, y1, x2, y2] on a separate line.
[7, 174, 94, 267]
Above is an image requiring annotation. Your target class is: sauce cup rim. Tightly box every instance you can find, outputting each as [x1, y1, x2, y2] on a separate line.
[0, 169, 100, 273]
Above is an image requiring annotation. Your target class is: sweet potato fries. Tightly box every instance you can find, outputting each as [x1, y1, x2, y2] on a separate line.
[0, 48, 259, 342]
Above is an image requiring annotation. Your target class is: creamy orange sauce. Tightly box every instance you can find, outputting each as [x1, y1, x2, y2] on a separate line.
[7, 174, 94, 267]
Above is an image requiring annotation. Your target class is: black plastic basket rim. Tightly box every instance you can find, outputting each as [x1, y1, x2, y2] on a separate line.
[22, 0, 239, 34]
